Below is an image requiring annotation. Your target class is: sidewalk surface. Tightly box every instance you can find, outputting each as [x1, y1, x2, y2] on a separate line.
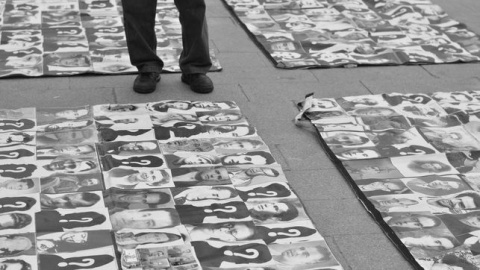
[1, 0, 480, 269]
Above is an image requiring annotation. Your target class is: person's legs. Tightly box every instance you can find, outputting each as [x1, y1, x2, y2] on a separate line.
[174, 0, 212, 74]
[175, 0, 214, 93]
[122, 0, 162, 93]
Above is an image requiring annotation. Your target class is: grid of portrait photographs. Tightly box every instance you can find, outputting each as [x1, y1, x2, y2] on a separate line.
[0, 101, 343, 270]
[222, 0, 480, 68]
[0, 0, 221, 78]
[296, 91, 480, 269]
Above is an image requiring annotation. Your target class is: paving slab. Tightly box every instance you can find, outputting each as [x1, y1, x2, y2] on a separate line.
[286, 169, 357, 200]
[303, 199, 386, 236]
[333, 234, 416, 270]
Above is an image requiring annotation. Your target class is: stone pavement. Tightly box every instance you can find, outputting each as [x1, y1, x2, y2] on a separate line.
[1, 0, 479, 269]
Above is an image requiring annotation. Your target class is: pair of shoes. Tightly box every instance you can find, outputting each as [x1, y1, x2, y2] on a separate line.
[133, 72, 160, 94]
[181, 73, 214, 94]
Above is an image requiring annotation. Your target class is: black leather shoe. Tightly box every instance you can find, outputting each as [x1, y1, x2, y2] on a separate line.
[181, 73, 214, 94]
[133, 72, 160, 94]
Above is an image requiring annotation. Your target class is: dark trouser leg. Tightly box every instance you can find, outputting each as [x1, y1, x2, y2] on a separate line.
[174, 0, 212, 74]
[121, 0, 163, 73]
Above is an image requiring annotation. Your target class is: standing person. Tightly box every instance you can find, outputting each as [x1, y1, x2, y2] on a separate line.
[122, 0, 213, 94]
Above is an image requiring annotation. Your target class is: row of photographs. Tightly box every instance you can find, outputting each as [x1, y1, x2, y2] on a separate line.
[0, 0, 221, 77]
[0, 188, 336, 268]
[223, 0, 480, 68]
[0, 100, 343, 269]
[300, 93, 480, 269]
[296, 92, 480, 160]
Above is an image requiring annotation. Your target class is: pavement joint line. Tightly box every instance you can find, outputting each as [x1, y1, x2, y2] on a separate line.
[419, 65, 440, 78]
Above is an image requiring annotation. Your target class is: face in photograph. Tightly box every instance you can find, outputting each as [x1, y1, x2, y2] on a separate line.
[270, 241, 337, 268]
[221, 151, 275, 165]
[357, 179, 409, 195]
[213, 138, 265, 151]
[197, 111, 244, 124]
[431, 92, 474, 103]
[369, 196, 421, 212]
[117, 141, 158, 153]
[206, 124, 256, 137]
[0, 258, 32, 270]
[39, 120, 93, 132]
[405, 176, 470, 196]
[172, 167, 230, 187]
[420, 126, 480, 152]
[400, 234, 459, 252]
[96, 104, 140, 113]
[114, 231, 181, 247]
[429, 253, 479, 270]
[227, 166, 282, 186]
[310, 99, 338, 110]
[343, 159, 403, 180]
[37, 129, 95, 145]
[0, 234, 34, 257]
[248, 200, 300, 223]
[149, 101, 194, 112]
[49, 108, 89, 119]
[173, 186, 237, 204]
[37, 144, 96, 157]
[109, 208, 180, 230]
[40, 192, 101, 209]
[0, 179, 35, 192]
[323, 132, 370, 146]
[191, 101, 238, 110]
[384, 212, 443, 230]
[42, 158, 97, 174]
[40, 174, 102, 194]
[109, 189, 172, 207]
[106, 168, 171, 188]
[169, 154, 221, 166]
[188, 221, 256, 242]
[335, 148, 381, 160]
[351, 106, 397, 117]
[0, 132, 34, 146]
[405, 159, 454, 175]
[97, 141, 160, 156]
[161, 139, 214, 153]
[0, 212, 32, 231]
[427, 192, 480, 213]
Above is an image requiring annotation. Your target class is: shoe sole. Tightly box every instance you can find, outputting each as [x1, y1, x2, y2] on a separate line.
[133, 77, 160, 94]
[181, 75, 214, 94]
